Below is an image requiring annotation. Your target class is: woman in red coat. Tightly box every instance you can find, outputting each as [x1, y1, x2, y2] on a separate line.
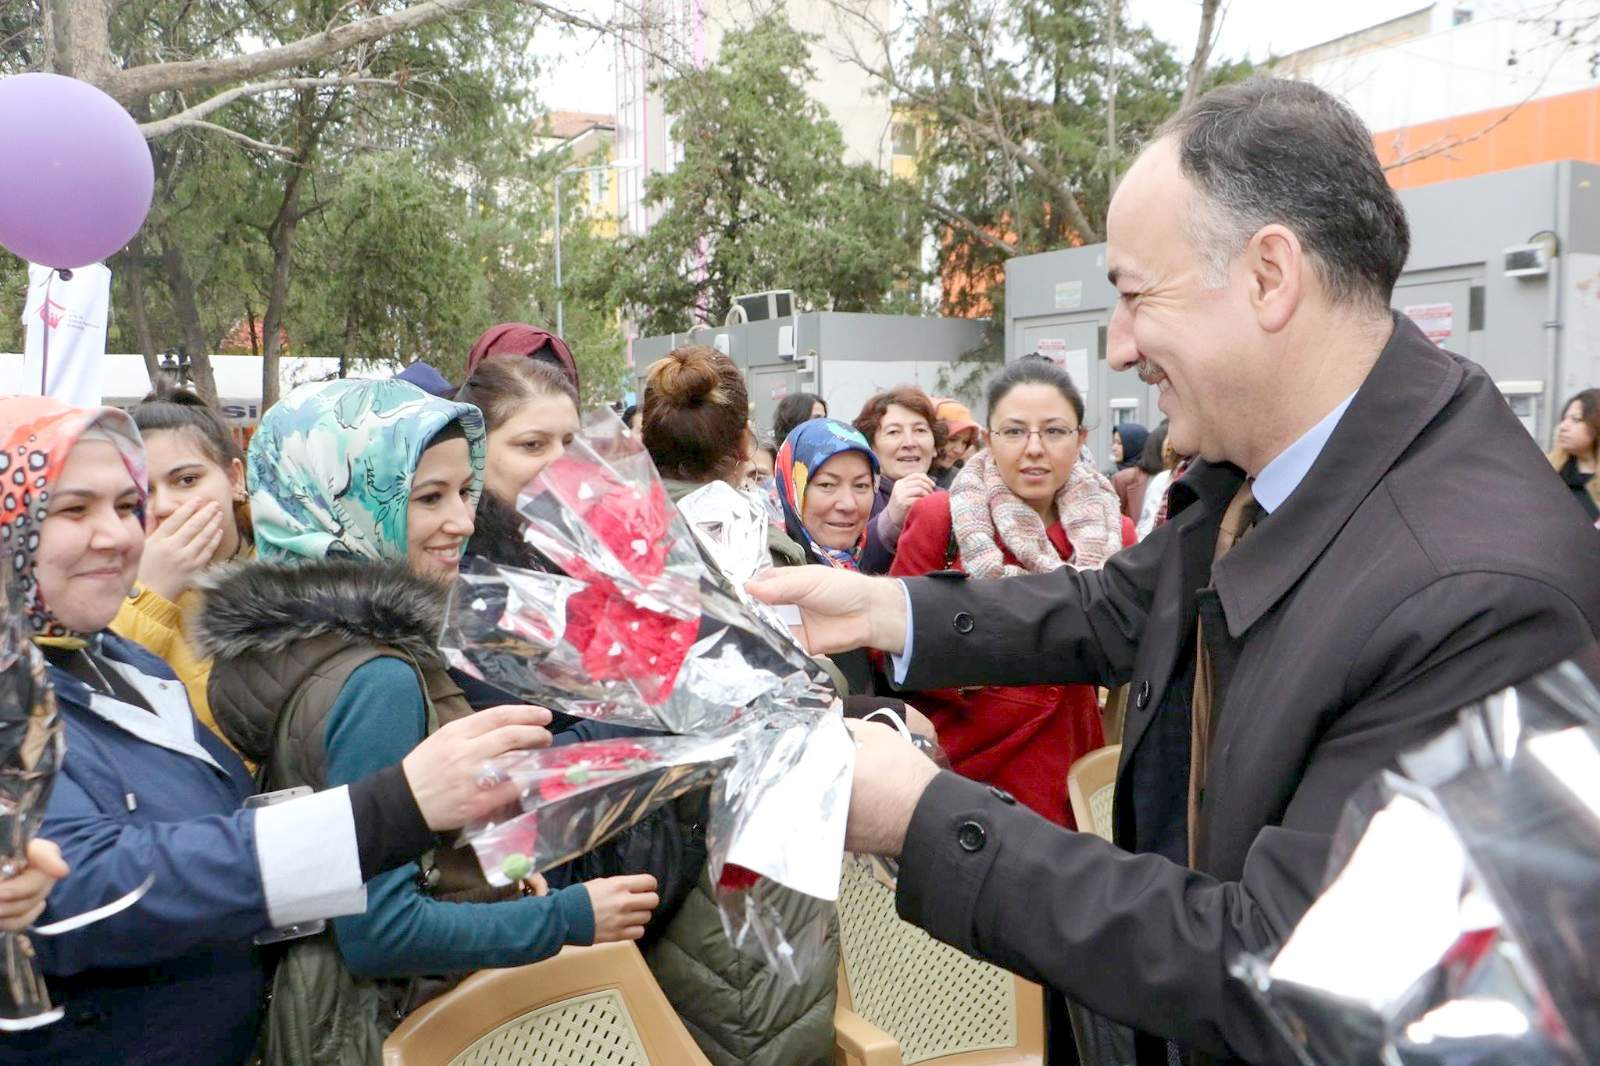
[890, 357, 1134, 826]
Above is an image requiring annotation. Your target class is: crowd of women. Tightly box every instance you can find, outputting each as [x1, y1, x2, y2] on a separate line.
[1, 316, 1595, 1066]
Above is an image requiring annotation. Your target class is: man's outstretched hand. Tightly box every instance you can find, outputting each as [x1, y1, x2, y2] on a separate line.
[746, 568, 909, 656]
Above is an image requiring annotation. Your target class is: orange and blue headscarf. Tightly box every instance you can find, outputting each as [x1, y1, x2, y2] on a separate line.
[774, 418, 879, 571]
[0, 397, 146, 644]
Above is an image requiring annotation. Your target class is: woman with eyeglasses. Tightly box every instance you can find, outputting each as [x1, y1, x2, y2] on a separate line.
[888, 357, 1133, 825]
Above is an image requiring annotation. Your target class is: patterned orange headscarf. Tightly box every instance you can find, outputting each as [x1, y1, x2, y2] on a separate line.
[0, 397, 146, 642]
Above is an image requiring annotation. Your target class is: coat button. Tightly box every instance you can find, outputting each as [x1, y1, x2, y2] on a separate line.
[988, 786, 1016, 805]
[953, 611, 975, 634]
[956, 820, 987, 852]
[1135, 680, 1151, 709]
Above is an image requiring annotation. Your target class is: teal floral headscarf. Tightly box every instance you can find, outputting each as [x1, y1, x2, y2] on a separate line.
[248, 379, 486, 563]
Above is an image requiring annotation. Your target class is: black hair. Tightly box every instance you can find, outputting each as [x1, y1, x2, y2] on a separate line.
[986, 356, 1086, 425]
[130, 382, 243, 468]
[1161, 77, 1410, 310]
[1140, 422, 1169, 474]
[773, 392, 827, 445]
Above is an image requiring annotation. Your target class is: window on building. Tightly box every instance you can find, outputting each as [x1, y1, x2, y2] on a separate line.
[590, 168, 606, 204]
[1452, 7, 1472, 25]
[892, 122, 918, 156]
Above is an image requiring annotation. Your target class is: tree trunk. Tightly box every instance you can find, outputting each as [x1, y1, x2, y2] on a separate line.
[43, 0, 119, 84]
[260, 88, 331, 411]
[1104, 0, 1119, 197]
[121, 234, 162, 387]
[1182, 0, 1222, 111]
[154, 223, 220, 404]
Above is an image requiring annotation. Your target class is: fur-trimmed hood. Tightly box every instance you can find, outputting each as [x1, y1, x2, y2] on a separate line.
[194, 556, 448, 666]
[195, 557, 450, 763]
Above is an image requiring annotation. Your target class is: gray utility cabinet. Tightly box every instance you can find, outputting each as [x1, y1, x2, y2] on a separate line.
[1005, 160, 1600, 457]
[631, 312, 991, 441]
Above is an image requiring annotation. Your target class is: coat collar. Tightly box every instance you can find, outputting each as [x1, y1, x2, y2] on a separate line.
[1211, 313, 1465, 638]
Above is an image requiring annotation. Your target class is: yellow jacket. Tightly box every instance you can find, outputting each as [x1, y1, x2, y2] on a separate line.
[112, 584, 238, 756]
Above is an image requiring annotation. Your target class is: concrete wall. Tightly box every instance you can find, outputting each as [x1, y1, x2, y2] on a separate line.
[633, 312, 989, 439]
[1004, 244, 1152, 463]
[1003, 160, 1600, 450]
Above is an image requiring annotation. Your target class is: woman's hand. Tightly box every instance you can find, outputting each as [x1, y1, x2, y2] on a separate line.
[0, 840, 69, 931]
[886, 473, 935, 527]
[585, 874, 659, 943]
[138, 498, 224, 602]
[402, 705, 554, 831]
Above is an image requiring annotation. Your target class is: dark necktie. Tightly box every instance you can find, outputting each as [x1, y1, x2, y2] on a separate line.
[1187, 481, 1259, 867]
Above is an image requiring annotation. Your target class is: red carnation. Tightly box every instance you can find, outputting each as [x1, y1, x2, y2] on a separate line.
[717, 863, 762, 892]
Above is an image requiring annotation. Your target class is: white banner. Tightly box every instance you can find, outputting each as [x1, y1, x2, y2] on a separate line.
[21, 262, 112, 405]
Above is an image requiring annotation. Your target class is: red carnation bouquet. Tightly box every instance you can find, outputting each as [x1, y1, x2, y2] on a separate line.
[466, 734, 739, 887]
[444, 409, 853, 984]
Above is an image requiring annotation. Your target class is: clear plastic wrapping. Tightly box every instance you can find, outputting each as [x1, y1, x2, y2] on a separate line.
[1233, 651, 1600, 1065]
[0, 578, 63, 1030]
[444, 409, 850, 982]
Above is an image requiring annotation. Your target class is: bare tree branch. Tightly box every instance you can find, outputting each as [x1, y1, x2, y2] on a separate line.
[102, 0, 595, 106]
[930, 201, 1020, 256]
[137, 75, 396, 139]
[173, 119, 294, 154]
[1181, 0, 1222, 110]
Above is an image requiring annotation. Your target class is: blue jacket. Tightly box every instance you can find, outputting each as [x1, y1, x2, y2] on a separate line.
[11, 635, 267, 1066]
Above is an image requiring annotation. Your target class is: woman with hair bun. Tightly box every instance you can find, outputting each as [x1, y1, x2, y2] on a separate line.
[637, 345, 843, 1066]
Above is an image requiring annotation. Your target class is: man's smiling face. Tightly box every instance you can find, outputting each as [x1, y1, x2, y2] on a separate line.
[1104, 137, 1266, 466]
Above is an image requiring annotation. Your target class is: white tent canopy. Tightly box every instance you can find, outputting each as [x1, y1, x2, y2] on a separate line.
[0, 354, 403, 423]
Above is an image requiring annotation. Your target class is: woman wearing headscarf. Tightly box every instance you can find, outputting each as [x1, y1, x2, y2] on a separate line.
[1108, 421, 1148, 475]
[197, 380, 655, 1065]
[889, 359, 1134, 825]
[0, 396, 556, 1066]
[466, 322, 581, 395]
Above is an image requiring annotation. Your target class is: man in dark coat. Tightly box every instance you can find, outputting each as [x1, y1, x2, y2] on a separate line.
[750, 77, 1600, 1065]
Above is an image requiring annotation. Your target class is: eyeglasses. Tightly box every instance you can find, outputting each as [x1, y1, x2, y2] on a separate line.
[991, 425, 1082, 448]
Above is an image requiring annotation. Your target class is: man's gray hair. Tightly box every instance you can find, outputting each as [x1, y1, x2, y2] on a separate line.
[1160, 78, 1410, 311]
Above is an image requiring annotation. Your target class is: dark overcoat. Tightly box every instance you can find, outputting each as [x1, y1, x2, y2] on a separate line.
[891, 315, 1600, 1063]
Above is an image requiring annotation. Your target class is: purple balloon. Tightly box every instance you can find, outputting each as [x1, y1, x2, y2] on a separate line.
[0, 73, 154, 270]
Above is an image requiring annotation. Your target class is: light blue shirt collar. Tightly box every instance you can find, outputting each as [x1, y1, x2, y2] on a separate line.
[1252, 391, 1358, 515]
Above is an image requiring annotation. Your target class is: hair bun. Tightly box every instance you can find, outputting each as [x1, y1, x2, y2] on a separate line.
[650, 346, 723, 406]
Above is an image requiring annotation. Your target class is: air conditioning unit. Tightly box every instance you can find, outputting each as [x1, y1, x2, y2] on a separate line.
[725, 289, 795, 326]
[1503, 243, 1550, 278]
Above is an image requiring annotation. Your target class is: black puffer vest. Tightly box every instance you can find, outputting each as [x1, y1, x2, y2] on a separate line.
[195, 558, 515, 1066]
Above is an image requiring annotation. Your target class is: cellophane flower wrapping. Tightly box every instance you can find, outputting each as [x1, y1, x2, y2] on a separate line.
[1232, 651, 1600, 1065]
[466, 733, 741, 887]
[443, 408, 849, 982]
[0, 574, 63, 1029]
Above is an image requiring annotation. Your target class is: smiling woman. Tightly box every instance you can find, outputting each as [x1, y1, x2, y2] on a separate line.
[852, 385, 938, 573]
[199, 379, 655, 1063]
[888, 358, 1134, 825]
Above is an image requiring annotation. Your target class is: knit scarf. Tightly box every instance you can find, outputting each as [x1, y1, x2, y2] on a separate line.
[0, 396, 147, 648]
[948, 447, 1122, 578]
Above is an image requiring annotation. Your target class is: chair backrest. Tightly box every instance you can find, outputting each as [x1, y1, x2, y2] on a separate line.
[1067, 744, 1121, 843]
[383, 941, 710, 1066]
[835, 858, 1045, 1065]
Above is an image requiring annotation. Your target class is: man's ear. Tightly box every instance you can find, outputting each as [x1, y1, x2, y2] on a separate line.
[1245, 223, 1303, 333]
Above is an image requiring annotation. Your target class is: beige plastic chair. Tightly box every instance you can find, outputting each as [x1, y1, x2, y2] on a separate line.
[383, 941, 711, 1066]
[834, 858, 1045, 1066]
[1067, 744, 1121, 843]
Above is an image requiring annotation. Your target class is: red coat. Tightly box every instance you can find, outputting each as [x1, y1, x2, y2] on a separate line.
[890, 491, 1136, 826]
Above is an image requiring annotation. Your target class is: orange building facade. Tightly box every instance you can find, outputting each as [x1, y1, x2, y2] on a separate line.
[1377, 85, 1600, 190]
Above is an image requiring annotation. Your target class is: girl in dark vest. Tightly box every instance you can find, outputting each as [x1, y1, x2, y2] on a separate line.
[198, 379, 657, 1065]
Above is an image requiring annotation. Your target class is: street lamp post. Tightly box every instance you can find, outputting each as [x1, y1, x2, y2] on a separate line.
[554, 159, 638, 338]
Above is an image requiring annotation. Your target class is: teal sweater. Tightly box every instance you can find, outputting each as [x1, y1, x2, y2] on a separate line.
[324, 658, 595, 976]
